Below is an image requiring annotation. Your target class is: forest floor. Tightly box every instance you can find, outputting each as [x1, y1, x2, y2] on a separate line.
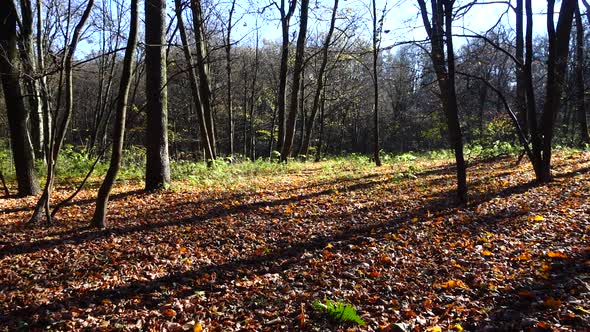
[1, 152, 589, 331]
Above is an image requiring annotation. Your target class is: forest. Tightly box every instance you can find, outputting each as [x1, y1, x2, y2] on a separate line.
[0, 0, 589, 330]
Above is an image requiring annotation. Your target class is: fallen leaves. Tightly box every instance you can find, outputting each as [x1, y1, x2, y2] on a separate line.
[0, 153, 589, 330]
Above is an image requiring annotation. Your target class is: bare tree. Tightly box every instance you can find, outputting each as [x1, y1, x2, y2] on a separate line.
[280, 0, 309, 161]
[417, 0, 467, 203]
[191, 0, 217, 160]
[574, 3, 589, 144]
[300, 0, 339, 158]
[28, 0, 95, 223]
[275, 0, 297, 155]
[173, 0, 214, 166]
[92, 0, 138, 228]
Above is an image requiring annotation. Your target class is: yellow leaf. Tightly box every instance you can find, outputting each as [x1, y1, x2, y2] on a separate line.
[194, 323, 203, 332]
[547, 251, 568, 259]
[574, 306, 590, 314]
[411, 217, 418, 222]
[519, 254, 531, 261]
[440, 279, 469, 289]
[451, 324, 464, 332]
[482, 250, 493, 257]
[325, 243, 334, 249]
[426, 326, 442, 332]
[531, 215, 545, 221]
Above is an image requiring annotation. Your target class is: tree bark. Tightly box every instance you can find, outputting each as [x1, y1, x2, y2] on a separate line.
[145, 0, 171, 190]
[515, 0, 527, 136]
[276, 0, 298, 154]
[417, 0, 467, 203]
[18, 0, 44, 161]
[92, 0, 138, 229]
[225, 0, 236, 156]
[372, 0, 382, 167]
[191, 0, 217, 159]
[174, 0, 214, 166]
[574, 4, 589, 145]
[538, 0, 575, 181]
[280, 0, 309, 162]
[0, 0, 40, 196]
[300, 0, 338, 157]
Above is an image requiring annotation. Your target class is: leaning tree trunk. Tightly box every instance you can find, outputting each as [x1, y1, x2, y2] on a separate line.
[174, 0, 214, 166]
[145, 0, 171, 190]
[0, 0, 40, 196]
[92, 0, 138, 229]
[27, 0, 95, 224]
[300, 0, 338, 157]
[191, 0, 217, 159]
[280, 0, 309, 162]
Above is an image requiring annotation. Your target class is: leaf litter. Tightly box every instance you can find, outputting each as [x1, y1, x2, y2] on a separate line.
[0, 152, 589, 331]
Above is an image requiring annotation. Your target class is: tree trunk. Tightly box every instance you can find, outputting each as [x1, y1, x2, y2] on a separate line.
[174, 0, 214, 166]
[18, 0, 44, 161]
[538, 0, 576, 182]
[276, 0, 297, 154]
[515, 0, 527, 136]
[92, 0, 138, 229]
[145, 0, 171, 190]
[191, 0, 217, 160]
[417, 0, 467, 203]
[225, 0, 236, 156]
[0, 0, 40, 196]
[301, 0, 338, 158]
[372, 0, 382, 167]
[574, 4, 589, 145]
[280, 0, 309, 162]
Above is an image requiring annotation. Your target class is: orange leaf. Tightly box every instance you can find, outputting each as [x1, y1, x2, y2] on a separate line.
[163, 308, 177, 317]
[440, 279, 469, 289]
[547, 251, 568, 259]
[482, 250, 493, 257]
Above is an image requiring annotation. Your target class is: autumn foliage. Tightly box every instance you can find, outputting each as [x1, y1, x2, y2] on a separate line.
[1, 152, 589, 331]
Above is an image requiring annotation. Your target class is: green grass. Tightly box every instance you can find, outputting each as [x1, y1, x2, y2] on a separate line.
[2, 142, 583, 192]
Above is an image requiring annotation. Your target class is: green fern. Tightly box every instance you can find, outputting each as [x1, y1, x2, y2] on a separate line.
[312, 298, 366, 326]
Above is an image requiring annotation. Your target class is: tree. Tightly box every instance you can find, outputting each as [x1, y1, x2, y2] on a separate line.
[280, 0, 309, 161]
[275, 0, 297, 155]
[28, 0, 96, 223]
[173, 0, 214, 166]
[18, 0, 45, 160]
[92, 0, 138, 228]
[223, 0, 237, 156]
[145, 0, 171, 190]
[191, 0, 217, 160]
[371, 0, 385, 166]
[574, 3, 589, 144]
[300, 0, 339, 158]
[524, 0, 575, 181]
[417, 0, 467, 203]
[0, 0, 40, 196]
